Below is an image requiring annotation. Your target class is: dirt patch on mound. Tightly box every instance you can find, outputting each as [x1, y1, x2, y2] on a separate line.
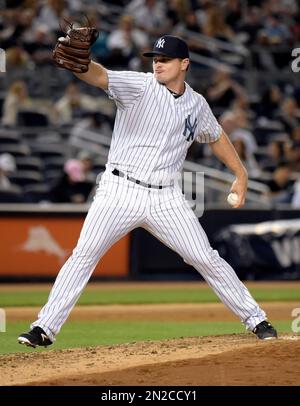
[42, 338, 300, 386]
[2, 299, 300, 386]
[1, 335, 299, 386]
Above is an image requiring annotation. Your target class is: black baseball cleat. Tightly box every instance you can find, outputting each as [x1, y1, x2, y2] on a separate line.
[252, 321, 278, 340]
[18, 326, 53, 348]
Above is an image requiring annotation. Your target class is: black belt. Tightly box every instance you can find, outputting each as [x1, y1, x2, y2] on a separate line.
[112, 169, 166, 189]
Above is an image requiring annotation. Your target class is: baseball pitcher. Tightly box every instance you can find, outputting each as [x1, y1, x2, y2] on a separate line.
[18, 26, 277, 347]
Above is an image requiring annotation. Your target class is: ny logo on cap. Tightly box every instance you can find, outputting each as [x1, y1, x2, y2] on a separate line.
[156, 38, 165, 48]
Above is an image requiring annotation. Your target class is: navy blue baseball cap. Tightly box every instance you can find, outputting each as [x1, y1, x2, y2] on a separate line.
[143, 35, 189, 59]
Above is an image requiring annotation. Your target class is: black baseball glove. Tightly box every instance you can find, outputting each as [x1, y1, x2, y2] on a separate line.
[53, 24, 99, 73]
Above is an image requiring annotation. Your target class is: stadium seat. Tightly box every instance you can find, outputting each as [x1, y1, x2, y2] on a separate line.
[44, 157, 65, 172]
[0, 144, 31, 157]
[92, 157, 107, 174]
[15, 156, 44, 172]
[0, 97, 4, 119]
[44, 169, 63, 183]
[9, 170, 43, 186]
[17, 111, 49, 127]
[92, 163, 106, 175]
[31, 144, 67, 159]
[0, 133, 21, 144]
[23, 183, 51, 203]
[0, 186, 24, 203]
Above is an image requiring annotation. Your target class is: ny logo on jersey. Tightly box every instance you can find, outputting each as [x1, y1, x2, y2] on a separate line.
[156, 38, 165, 48]
[183, 115, 198, 141]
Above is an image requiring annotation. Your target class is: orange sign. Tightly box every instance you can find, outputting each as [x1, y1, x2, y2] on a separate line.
[0, 218, 129, 278]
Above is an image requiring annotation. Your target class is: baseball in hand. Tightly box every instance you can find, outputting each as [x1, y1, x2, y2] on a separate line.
[227, 192, 239, 206]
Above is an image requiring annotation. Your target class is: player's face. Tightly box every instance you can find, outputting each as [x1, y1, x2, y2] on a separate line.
[153, 56, 188, 85]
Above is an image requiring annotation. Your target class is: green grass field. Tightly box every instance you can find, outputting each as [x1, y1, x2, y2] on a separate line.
[0, 284, 298, 355]
[0, 285, 299, 307]
[0, 320, 292, 355]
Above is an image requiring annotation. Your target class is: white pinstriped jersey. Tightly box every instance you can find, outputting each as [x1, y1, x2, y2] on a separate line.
[30, 71, 268, 341]
[105, 70, 222, 184]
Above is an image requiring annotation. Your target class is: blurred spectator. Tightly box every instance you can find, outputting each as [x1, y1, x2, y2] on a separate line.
[1, 80, 33, 127]
[265, 161, 294, 203]
[166, 0, 191, 28]
[291, 126, 300, 144]
[275, 0, 299, 17]
[77, 150, 95, 182]
[64, 0, 83, 13]
[184, 10, 202, 32]
[193, 0, 217, 27]
[291, 179, 300, 208]
[232, 138, 261, 179]
[258, 13, 291, 46]
[128, 51, 153, 72]
[258, 85, 282, 119]
[276, 97, 300, 133]
[107, 15, 149, 67]
[291, 10, 300, 43]
[231, 94, 255, 120]
[206, 69, 246, 111]
[231, 109, 258, 154]
[202, 6, 234, 41]
[294, 85, 300, 108]
[126, 0, 167, 36]
[88, 14, 110, 62]
[22, 24, 56, 66]
[257, 13, 292, 69]
[50, 158, 94, 203]
[261, 139, 288, 171]
[0, 153, 16, 189]
[54, 82, 102, 125]
[0, 8, 35, 49]
[0, 9, 17, 49]
[238, 7, 263, 45]
[206, 109, 258, 171]
[288, 144, 300, 171]
[34, 0, 66, 32]
[5, 46, 33, 70]
[219, 110, 257, 155]
[219, 110, 236, 134]
[225, 0, 242, 31]
[69, 112, 112, 155]
[93, 30, 110, 61]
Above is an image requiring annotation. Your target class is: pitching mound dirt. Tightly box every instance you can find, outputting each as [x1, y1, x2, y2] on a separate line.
[1, 288, 299, 386]
[1, 335, 299, 386]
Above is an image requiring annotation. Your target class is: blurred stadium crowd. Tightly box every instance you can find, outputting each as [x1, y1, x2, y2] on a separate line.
[0, 0, 300, 206]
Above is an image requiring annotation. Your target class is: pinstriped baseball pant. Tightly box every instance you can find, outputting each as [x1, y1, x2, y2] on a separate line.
[32, 171, 266, 341]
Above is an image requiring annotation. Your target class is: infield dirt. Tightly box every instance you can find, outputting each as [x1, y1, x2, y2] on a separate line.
[1, 301, 299, 386]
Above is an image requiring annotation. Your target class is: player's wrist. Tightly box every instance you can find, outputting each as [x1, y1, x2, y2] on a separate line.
[235, 166, 248, 180]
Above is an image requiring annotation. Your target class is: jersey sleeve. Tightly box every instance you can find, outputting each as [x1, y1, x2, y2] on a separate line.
[106, 70, 147, 109]
[196, 97, 222, 143]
